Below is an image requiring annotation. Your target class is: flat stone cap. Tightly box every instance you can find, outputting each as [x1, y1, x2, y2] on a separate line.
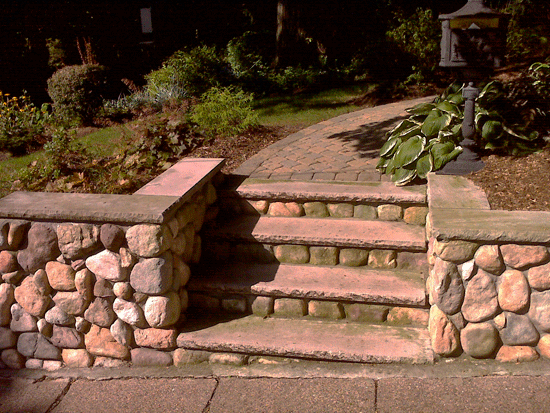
[0, 158, 225, 225]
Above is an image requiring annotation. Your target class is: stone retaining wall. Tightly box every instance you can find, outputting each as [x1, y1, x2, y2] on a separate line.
[427, 174, 550, 362]
[0, 158, 223, 369]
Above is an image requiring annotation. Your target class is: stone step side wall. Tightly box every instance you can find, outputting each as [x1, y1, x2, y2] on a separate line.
[220, 198, 428, 226]
[427, 173, 550, 363]
[0, 159, 224, 370]
[201, 240, 427, 271]
[187, 292, 429, 328]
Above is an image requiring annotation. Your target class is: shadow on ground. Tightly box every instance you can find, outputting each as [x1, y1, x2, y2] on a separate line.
[327, 115, 408, 159]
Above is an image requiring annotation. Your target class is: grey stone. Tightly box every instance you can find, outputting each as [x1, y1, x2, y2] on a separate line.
[57, 223, 100, 259]
[434, 240, 479, 264]
[303, 202, 329, 217]
[50, 325, 84, 348]
[500, 313, 539, 346]
[250, 296, 273, 317]
[52, 291, 90, 316]
[144, 292, 181, 327]
[529, 290, 550, 332]
[528, 262, 550, 291]
[328, 203, 354, 218]
[17, 223, 59, 273]
[462, 270, 499, 323]
[377, 205, 402, 221]
[10, 303, 37, 332]
[130, 253, 173, 295]
[339, 248, 369, 267]
[308, 300, 344, 319]
[354, 205, 377, 220]
[273, 245, 310, 264]
[110, 319, 134, 346]
[37, 319, 52, 337]
[460, 322, 499, 359]
[130, 348, 172, 366]
[0, 283, 14, 326]
[309, 246, 339, 265]
[273, 298, 307, 317]
[45, 306, 75, 326]
[84, 297, 117, 327]
[17, 332, 61, 360]
[1, 348, 25, 369]
[344, 304, 389, 323]
[100, 224, 125, 251]
[126, 224, 172, 258]
[0, 327, 16, 349]
[173, 348, 211, 365]
[430, 258, 464, 315]
[93, 278, 114, 298]
[86, 250, 129, 282]
[75, 268, 95, 299]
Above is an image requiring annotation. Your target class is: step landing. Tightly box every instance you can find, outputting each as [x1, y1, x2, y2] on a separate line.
[177, 315, 434, 364]
[189, 263, 427, 307]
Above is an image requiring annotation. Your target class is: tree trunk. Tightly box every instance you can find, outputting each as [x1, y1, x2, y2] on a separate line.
[274, 0, 315, 67]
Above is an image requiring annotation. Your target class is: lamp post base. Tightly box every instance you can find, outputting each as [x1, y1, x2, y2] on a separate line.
[436, 138, 485, 175]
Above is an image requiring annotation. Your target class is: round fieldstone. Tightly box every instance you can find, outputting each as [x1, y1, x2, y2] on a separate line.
[273, 245, 309, 264]
[1, 348, 25, 369]
[0, 327, 16, 349]
[17, 332, 61, 360]
[0, 283, 14, 326]
[527, 262, 550, 291]
[130, 253, 173, 295]
[85, 324, 129, 359]
[500, 313, 539, 346]
[33, 269, 51, 295]
[377, 205, 402, 221]
[112, 282, 133, 300]
[14, 276, 51, 317]
[86, 250, 129, 282]
[0, 250, 19, 274]
[496, 345, 539, 362]
[430, 258, 464, 315]
[339, 248, 369, 267]
[309, 247, 339, 266]
[75, 268, 95, 299]
[328, 203, 354, 218]
[45, 306, 75, 326]
[62, 349, 93, 367]
[93, 278, 114, 298]
[460, 259, 476, 281]
[368, 250, 397, 269]
[144, 292, 181, 328]
[498, 269, 530, 313]
[7, 220, 30, 250]
[460, 322, 499, 358]
[45, 261, 76, 291]
[113, 297, 146, 327]
[10, 303, 37, 332]
[130, 348, 172, 366]
[434, 240, 478, 264]
[50, 325, 84, 349]
[303, 202, 329, 218]
[110, 319, 134, 346]
[403, 206, 428, 225]
[528, 290, 550, 332]
[354, 205, 377, 220]
[100, 224, 125, 251]
[57, 223, 100, 259]
[537, 334, 550, 359]
[84, 297, 117, 327]
[126, 224, 172, 258]
[461, 270, 499, 323]
[429, 305, 460, 356]
[52, 291, 90, 316]
[134, 327, 177, 349]
[173, 348, 211, 365]
[501, 244, 550, 270]
[267, 202, 304, 217]
[474, 244, 504, 275]
[17, 223, 60, 273]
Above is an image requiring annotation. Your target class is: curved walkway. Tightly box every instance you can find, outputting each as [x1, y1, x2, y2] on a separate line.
[234, 96, 434, 181]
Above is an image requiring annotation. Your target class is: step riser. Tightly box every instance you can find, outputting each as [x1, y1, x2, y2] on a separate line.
[187, 293, 429, 328]
[202, 240, 428, 271]
[219, 197, 428, 226]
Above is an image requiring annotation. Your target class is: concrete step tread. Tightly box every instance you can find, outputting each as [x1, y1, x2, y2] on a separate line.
[221, 178, 427, 204]
[190, 263, 427, 307]
[177, 315, 434, 364]
[204, 215, 427, 251]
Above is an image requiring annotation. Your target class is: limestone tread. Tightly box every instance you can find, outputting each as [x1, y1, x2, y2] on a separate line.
[203, 215, 427, 251]
[221, 179, 426, 204]
[190, 263, 427, 306]
[177, 315, 434, 364]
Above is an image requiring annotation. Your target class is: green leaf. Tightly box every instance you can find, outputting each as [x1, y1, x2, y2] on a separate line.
[406, 102, 436, 116]
[430, 141, 462, 170]
[392, 135, 426, 167]
[503, 125, 539, 141]
[421, 110, 452, 138]
[436, 101, 461, 116]
[376, 156, 390, 172]
[380, 136, 401, 157]
[481, 120, 504, 141]
[387, 119, 419, 138]
[392, 166, 417, 186]
[446, 92, 464, 105]
[398, 126, 423, 141]
[416, 152, 433, 179]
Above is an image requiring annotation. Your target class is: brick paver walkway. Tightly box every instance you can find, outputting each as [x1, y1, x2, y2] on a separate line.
[234, 96, 434, 182]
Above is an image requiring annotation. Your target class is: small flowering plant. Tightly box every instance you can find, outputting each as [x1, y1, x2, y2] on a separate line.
[0, 91, 51, 154]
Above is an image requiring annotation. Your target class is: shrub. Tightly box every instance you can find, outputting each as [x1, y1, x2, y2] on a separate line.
[386, 8, 441, 83]
[145, 46, 229, 98]
[0, 91, 51, 154]
[191, 86, 258, 138]
[47, 64, 110, 126]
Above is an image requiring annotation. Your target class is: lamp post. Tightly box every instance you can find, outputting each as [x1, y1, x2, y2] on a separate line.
[436, 0, 509, 175]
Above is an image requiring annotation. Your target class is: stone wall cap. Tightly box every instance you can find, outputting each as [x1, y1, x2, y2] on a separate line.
[431, 208, 550, 243]
[427, 174, 490, 210]
[0, 191, 180, 224]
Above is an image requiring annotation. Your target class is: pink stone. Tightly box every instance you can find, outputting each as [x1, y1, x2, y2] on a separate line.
[84, 324, 129, 359]
[434, 240, 478, 264]
[527, 262, 550, 291]
[134, 328, 178, 349]
[0, 251, 19, 274]
[498, 270, 530, 313]
[429, 305, 460, 356]
[474, 245, 504, 275]
[501, 244, 550, 270]
[14, 277, 51, 317]
[496, 345, 539, 362]
[537, 334, 550, 359]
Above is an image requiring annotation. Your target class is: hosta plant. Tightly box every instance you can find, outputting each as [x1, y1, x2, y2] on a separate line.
[378, 79, 543, 186]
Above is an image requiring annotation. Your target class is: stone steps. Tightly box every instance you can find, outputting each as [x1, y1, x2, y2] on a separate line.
[176, 315, 434, 364]
[219, 178, 428, 225]
[188, 262, 429, 327]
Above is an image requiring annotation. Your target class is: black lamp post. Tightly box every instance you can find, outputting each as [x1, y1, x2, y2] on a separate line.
[437, 0, 509, 175]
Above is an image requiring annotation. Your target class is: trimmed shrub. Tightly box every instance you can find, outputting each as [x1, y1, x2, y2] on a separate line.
[47, 64, 110, 126]
[191, 86, 258, 138]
